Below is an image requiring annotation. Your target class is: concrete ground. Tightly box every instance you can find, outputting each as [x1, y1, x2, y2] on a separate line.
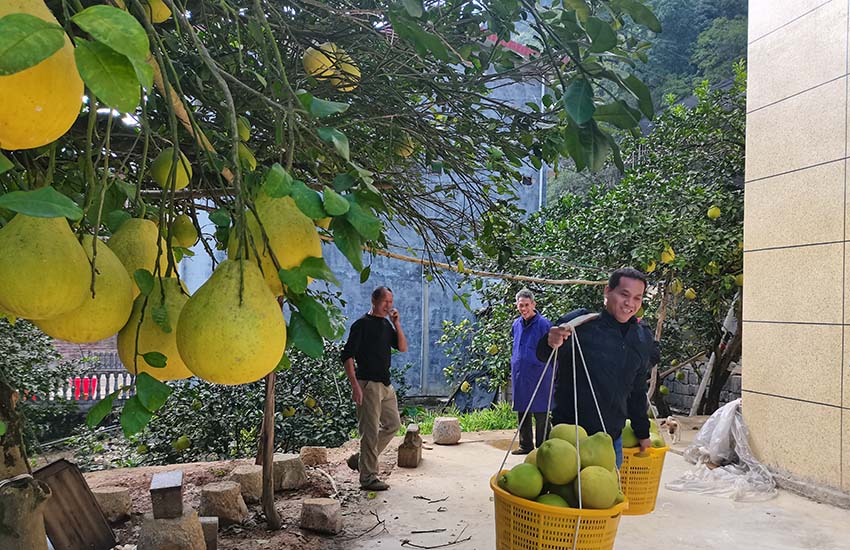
[344, 427, 850, 550]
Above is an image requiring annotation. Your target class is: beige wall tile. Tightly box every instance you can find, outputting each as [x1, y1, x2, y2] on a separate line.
[748, 0, 847, 112]
[749, 0, 834, 42]
[743, 243, 843, 323]
[845, 328, 850, 409]
[743, 391, 841, 487]
[746, 77, 846, 182]
[744, 322, 841, 405]
[744, 161, 844, 250]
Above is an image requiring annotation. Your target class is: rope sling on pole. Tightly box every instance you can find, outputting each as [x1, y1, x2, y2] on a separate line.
[494, 313, 618, 550]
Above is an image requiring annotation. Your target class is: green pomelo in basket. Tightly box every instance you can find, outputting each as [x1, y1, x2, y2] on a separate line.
[548, 423, 587, 446]
[536, 493, 568, 508]
[536, 438, 578, 485]
[575, 465, 619, 509]
[498, 463, 543, 500]
[621, 420, 640, 448]
[524, 448, 538, 466]
[548, 483, 579, 508]
[650, 432, 666, 448]
[578, 432, 616, 471]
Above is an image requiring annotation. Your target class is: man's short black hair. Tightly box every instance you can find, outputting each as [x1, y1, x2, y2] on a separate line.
[608, 268, 647, 292]
[371, 286, 392, 302]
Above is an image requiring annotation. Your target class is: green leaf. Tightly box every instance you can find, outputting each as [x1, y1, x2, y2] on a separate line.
[624, 74, 654, 119]
[0, 186, 83, 220]
[586, 17, 618, 53]
[317, 127, 350, 161]
[135, 372, 172, 412]
[278, 267, 309, 295]
[345, 196, 382, 241]
[0, 153, 12, 175]
[402, 0, 424, 18]
[209, 209, 230, 227]
[71, 5, 149, 62]
[563, 0, 591, 21]
[74, 39, 140, 113]
[130, 56, 154, 90]
[292, 294, 334, 338]
[134, 269, 154, 296]
[333, 174, 356, 192]
[106, 209, 131, 233]
[390, 14, 451, 62]
[263, 163, 293, 198]
[360, 265, 371, 284]
[593, 100, 642, 129]
[330, 218, 363, 271]
[296, 90, 350, 118]
[564, 79, 595, 125]
[300, 256, 340, 286]
[579, 122, 611, 173]
[0, 14, 64, 76]
[86, 390, 120, 428]
[120, 395, 153, 437]
[0, 420, 6, 436]
[322, 186, 350, 216]
[275, 353, 292, 372]
[291, 180, 327, 219]
[620, 0, 662, 33]
[288, 311, 323, 358]
[151, 303, 171, 333]
[141, 351, 167, 368]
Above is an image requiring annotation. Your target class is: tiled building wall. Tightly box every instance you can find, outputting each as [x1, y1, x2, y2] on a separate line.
[745, 0, 849, 492]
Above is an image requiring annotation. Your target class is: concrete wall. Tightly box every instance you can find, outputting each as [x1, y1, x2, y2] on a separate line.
[744, 0, 849, 493]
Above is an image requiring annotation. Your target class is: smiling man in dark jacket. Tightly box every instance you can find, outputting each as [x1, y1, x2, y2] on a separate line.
[537, 267, 657, 467]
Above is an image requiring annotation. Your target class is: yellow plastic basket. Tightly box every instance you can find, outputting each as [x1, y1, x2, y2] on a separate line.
[491, 473, 628, 550]
[619, 446, 668, 515]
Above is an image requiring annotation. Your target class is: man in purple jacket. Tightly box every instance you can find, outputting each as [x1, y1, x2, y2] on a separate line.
[510, 289, 553, 454]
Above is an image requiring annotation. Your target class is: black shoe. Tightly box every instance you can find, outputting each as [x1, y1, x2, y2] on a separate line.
[361, 479, 389, 491]
[347, 452, 359, 471]
[511, 448, 532, 455]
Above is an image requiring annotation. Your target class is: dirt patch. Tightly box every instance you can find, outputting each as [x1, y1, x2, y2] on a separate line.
[83, 438, 404, 550]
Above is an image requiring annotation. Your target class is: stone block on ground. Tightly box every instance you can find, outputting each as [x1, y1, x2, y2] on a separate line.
[432, 417, 461, 445]
[273, 453, 308, 491]
[398, 424, 422, 468]
[137, 510, 205, 550]
[227, 464, 262, 504]
[198, 481, 248, 526]
[199, 516, 219, 550]
[150, 470, 184, 519]
[91, 485, 132, 523]
[300, 498, 342, 534]
[299, 446, 328, 467]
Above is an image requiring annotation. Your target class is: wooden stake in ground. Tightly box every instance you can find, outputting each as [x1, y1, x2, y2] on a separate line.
[260, 371, 280, 529]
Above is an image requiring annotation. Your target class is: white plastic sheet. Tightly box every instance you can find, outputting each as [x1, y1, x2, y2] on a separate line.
[666, 398, 777, 501]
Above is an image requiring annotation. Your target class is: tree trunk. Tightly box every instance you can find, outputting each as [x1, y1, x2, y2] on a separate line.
[260, 372, 280, 530]
[700, 300, 743, 415]
[0, 378, 50, 550]
[0, 475, 51, 550]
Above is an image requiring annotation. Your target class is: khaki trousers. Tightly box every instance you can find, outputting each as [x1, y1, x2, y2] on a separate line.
[356, 380, 401, 485]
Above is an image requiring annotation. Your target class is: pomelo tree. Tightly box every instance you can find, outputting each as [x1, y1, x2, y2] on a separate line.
[0, 0, 660, 539]
[441, 66, 745, 416]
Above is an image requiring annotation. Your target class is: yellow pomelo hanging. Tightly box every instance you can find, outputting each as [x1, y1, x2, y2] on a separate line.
[330, 60, 360, 92]
[0, 214, 89, 319]
[237, 142, 257, 172]
[237, 116, 251, 142]
[151, 147, 192, 190]
[303, 43, 337, 78]
[171, 214, 198, 248]
[0, 1, 84, 150]
[35, 235, 133, 342]
[107, 218, 167, 297]
[395, 133, 415, 157]
[143, 0, 171, 23]
[177, 259, 286, 385]
[117, 277, 191, 381]
[227, 194, 322, 296]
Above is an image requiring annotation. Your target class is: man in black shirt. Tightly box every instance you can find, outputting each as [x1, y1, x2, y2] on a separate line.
[342, 286, 408, 491]
[537, 268, 657, 468]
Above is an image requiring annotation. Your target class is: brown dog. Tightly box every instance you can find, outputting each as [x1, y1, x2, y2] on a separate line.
[665, 416, 680, 444]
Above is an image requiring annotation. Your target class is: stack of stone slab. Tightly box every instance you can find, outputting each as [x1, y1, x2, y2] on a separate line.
[136, 470, 214, 550]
